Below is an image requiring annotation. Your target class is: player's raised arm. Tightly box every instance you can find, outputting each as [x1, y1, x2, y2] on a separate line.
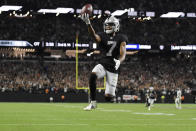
[81, 13, 101, 43]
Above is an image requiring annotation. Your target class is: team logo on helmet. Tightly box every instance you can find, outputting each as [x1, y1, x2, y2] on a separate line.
[104, 16, 120, 34]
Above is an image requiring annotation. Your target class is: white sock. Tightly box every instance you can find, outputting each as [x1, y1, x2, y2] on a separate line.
[91, 101, 96, 106]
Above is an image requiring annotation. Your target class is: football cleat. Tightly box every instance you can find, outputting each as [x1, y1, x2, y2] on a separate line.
[83, 101, 97, 111]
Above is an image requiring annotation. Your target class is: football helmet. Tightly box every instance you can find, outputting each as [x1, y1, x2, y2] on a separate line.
[149, 86, 154, 91]
[104, 16, 120, 34]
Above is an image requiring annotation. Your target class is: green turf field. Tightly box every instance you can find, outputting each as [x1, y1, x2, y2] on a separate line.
[0, 103, 196, 131]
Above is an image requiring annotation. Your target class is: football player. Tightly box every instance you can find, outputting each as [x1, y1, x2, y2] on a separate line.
[145, 89, 150, 107]
[147, 86, 157, 110]
[81, 13, 129, 110]
[175, 88, 182, 109]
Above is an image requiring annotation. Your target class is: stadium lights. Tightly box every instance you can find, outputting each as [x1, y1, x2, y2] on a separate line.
[159, 45, 164, 50]
[128, 11, 137, 16]
[56, 8, 74, 13]
[76, 9, 81, 14]
[160, 12, 185, 18]
[14, 11, 30, 18]
[141, 17, 152, 21]
[93, 43, 97, 49]
[187, 13, 196, 18]
[111, 9, 128, 16]
[37, 8, 74, 14]
[97, 14, 102, 19]
[0, 5, 22, 11]
[56, 13, 59, 16]
[0, 5, 196, 19]
[38, 9, 59, 14]
[93, 9, 102, 15]
[146, 11, 155, 17]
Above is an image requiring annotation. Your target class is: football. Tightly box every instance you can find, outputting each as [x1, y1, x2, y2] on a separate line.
[81, 4, 93, 15]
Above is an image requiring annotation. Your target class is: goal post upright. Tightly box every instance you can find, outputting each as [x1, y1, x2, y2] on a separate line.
[76, 32, 79, 89]
[75, 33, 106, 90]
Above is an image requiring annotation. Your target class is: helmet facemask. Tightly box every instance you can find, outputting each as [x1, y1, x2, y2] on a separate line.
[104, 16, 120, 34]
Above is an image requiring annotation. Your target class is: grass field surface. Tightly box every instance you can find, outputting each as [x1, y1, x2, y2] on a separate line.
[0, 103, 196, 131]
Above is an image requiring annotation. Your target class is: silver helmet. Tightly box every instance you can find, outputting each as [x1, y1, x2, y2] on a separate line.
[104, 16, 120, 34]
[149, 86, 154, 91]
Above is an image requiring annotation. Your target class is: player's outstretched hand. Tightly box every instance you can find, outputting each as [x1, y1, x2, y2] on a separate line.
[114, 58, 120, 70]
[80, 13, 90, 25]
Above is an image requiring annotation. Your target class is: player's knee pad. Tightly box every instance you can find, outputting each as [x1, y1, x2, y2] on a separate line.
[89, 73, 97, 86]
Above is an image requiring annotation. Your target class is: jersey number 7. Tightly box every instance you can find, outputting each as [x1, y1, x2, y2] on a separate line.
[106, 42, 117, 56]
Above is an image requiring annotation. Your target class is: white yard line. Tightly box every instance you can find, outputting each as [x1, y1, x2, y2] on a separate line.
[0, 123, 88, 126]
[44, 103, 83, 108]
[0, 123, 196, 126]
[99, 123, 196, 126]
[0, 118, 193, 121]
[99, 109, 132, 112]
[133, 112, 175, 116]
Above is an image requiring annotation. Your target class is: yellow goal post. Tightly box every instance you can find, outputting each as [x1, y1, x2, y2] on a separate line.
[75, 32, 106, 90]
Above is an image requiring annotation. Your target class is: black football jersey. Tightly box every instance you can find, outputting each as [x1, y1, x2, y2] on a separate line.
[148, 90, 156, 99]
[97, 32, 128, 73]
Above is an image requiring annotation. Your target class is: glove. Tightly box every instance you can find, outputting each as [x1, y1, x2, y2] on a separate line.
[114, 58, 120, 70]
[80, 13, 90, 25]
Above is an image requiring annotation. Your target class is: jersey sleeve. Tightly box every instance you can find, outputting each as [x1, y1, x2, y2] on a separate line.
[97, 32, 105, 43]
[120, 34, 128, 44]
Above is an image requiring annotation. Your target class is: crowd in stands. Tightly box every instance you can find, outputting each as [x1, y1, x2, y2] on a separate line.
[0, 60, 101, 94]
[119, 52, 194, 95]
[0, 52, 194, 97]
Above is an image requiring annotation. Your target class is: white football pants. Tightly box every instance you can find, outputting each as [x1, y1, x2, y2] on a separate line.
[92, 64, 118, 96]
